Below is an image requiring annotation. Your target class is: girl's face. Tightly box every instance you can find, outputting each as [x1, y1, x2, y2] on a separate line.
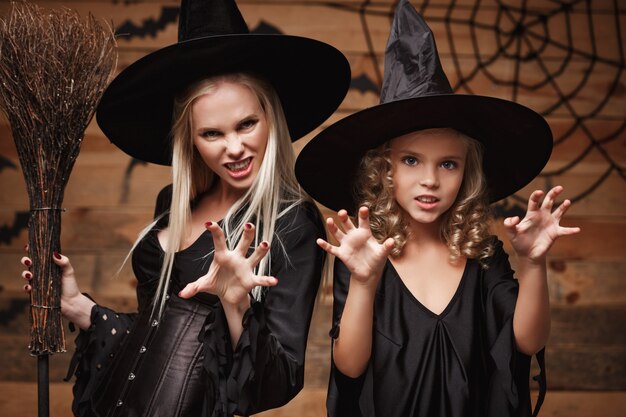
[390, 129, 467, 227]
[192, 80, 269, 197]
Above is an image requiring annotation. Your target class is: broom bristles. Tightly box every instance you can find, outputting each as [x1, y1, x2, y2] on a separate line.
[0, 1, 117, 354]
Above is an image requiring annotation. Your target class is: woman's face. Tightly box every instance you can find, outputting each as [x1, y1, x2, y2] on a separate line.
[389, 129, 467, 227]
[192, 80, 269, 197]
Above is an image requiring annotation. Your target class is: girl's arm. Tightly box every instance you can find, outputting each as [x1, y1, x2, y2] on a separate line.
[318, 207, 395, 377]
[504, 186, 580, 355]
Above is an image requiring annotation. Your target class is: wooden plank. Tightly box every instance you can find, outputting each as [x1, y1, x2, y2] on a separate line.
[297, 114, 626, 167]
[550, 305, 626, 346]
[492, 217, 625, 261]
[0, 251, 139, 298]
[544, 346, 626, 390]
[512, 170, 626, 217]
[0, 208, 155, 250]
[1, 153, 622, 216]
[548, 260, 626, 306]
[1, 294, 626, 388]
[0, 295, 138, 383]
[0, 154, 169, 209]
[0, 196, 623, 258]
[1, 1, 622, 57]
[0, 382, 625, 417]
[1, 301, 626, 389]
[531, 391, 626, 417]
[3, 98, 622, 161]
[10, 0, 624, 11]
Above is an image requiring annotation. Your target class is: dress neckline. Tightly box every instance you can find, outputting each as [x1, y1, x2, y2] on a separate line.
[387, 259, 470, 319]
[152, 219, 225, 256]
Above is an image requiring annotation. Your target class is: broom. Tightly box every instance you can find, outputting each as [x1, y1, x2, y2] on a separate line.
[0, 2, 116, 415]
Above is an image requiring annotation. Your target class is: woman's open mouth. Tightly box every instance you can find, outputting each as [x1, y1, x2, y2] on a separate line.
[224, 157, 253, 178]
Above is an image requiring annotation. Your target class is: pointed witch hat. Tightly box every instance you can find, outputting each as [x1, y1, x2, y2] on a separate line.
[295, 0, 553, 214]
[96, 0, 351, 165]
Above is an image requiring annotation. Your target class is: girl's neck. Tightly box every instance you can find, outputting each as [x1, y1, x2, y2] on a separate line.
[396, 217, 448, 259]
[406, 216, 442, 243]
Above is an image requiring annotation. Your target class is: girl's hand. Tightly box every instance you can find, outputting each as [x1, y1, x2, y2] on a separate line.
[317, 207, 395, 287]
[178, 222, 277, 306]
[504, 186, 580, 263]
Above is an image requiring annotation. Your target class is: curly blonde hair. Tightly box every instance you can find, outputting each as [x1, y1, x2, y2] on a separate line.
[355, 128, 494, 265]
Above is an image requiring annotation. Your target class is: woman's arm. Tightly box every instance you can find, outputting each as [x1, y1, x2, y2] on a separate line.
[21, 252, 95, 330]
[504, 186, 580, 355]
[178, 220, 276, 346]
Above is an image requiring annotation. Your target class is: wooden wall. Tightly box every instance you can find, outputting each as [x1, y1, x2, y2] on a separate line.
[0, 1, 624, 416]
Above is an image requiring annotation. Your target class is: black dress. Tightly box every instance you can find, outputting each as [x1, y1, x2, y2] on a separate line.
[65, 185, 326, 417]
[327, 238, 545, 417]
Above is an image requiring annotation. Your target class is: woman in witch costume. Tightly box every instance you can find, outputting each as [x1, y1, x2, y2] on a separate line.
[19, 0, 350, 416]
[295, 1, 579, 416]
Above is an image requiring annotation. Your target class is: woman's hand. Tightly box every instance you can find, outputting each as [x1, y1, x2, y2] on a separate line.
[21, 247, 94, 330]
[504, 185, 580, 263]
[317, 206, 395, 287]
[178, 222, 277, 307]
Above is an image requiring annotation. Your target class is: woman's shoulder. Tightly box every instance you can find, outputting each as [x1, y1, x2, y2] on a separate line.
[153, 184, 173, 220]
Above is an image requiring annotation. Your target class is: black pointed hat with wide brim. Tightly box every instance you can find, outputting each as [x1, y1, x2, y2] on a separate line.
[96, 0, 351, 166]
[295, 0, 553, 214]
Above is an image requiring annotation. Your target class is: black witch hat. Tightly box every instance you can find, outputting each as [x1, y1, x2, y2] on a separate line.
[295, 0, 553, 213]
[96, 0, 351, 165]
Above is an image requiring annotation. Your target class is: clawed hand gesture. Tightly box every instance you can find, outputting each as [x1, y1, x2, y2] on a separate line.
[317, 207, 395, 287]
[178, 222, 277, 305]
[504, 186, 580, 262]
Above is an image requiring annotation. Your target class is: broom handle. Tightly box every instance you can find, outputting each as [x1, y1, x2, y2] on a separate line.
[37, 354, 49, 417]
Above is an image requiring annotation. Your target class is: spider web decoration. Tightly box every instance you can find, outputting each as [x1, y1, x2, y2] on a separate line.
[326, 0, 625, 215]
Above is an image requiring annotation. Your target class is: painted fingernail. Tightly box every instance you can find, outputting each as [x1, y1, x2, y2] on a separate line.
[261, 241, 269, 248]
[245, 223, 252, 230]
[23, 284, 29, 292]
[204, 221, 213, 228]
[24, 259, 31, 267]
[24, 244, 28, 251]
[53, 251, 62, 260]
[25, 272, 32, 280]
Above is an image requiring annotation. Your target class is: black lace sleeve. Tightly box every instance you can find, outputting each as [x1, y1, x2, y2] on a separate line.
[65, 304, 136, 416]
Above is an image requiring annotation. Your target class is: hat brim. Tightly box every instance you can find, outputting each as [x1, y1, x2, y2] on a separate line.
[96, 34, 351, 165]
[295, 94, 553, 214]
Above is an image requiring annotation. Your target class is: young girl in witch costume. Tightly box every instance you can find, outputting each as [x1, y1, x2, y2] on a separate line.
[296, 2, 580, 416]
[19, 1, 350, 416]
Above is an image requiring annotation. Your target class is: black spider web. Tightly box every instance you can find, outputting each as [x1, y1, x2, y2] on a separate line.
[323, 0, 626, 212]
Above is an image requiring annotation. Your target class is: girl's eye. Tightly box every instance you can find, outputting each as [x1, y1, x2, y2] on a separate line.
[239, 118, 258, 130]
[401, 156, 418, 166]
[441, 160, 457, 170]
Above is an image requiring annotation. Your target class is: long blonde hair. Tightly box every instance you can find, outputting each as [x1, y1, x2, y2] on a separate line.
[356, 128, 494, 265]
[131, 73, 305, 318]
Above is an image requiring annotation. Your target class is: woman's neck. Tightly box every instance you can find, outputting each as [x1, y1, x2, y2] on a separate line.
[193, 180, 246, 221]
